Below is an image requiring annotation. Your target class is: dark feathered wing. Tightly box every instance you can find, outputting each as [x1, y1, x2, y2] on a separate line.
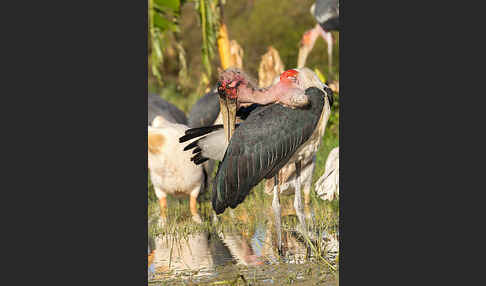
[235, 104, 260, 120]
[212, 87, 326, 214]
[148, 93, 187, 125]
[187, 88, 221, 128]
[313, 0, 339, 31]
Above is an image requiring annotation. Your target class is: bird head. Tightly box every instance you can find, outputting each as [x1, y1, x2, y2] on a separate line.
[293, 67, 334, 108]
[279, 69, 299, 85]
[217, 68, 252, 101]
[217, 68, 252, 143]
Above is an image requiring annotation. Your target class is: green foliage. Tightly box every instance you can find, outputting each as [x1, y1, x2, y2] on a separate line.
[149, 0, 340, 164]
[157, 0, 339, 104]
[154, 0, 182, 13]
[148, 0, 182, 83]
[226, 0, 338, 78]
[149, 82, 202, 113]
[194, 0, 220, 78]
[328, 91, 340, 135]
[148, 0, 220, 88]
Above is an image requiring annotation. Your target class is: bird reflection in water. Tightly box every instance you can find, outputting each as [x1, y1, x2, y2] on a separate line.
[147, 214, 321, 282]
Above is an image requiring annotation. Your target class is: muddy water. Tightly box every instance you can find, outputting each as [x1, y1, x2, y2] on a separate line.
[148, 220, 338, 285]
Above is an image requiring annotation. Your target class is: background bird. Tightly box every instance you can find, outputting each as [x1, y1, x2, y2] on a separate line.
[148, 116, 207, 225]
[298, 0, 340, 73]
[148, 92, 187, 126]
[187, 88, 221, 129]
[315, 146, 339, 201]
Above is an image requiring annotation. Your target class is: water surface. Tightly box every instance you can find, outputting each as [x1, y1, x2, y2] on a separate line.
[148, 193, 339, 285]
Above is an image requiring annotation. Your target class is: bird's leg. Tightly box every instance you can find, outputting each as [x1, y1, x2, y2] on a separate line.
[155, 188, 167, 227]
[294, 160, 308, 235]
[297, 24, 320, 68]
[303, 159, 316, 223]
[318, 27, 334, 76]
[189, 186, 202, 224]
[212, 210, 220, 225]
[229, 209, 236, 219]
[158, 197, 167, 223]
[272, 174, 283, 256]
[326, 32, 333, 75]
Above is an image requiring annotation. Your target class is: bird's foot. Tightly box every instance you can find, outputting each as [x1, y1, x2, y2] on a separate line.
[305, 213, 312, 221]
[304, 205, 316, 225]
[212, 212, 220, 225]
[229, 209, 236, 219]
[296, 222, 306, 235]
[304, 205, 311, 219]
[157, 217, 167, 229]
[192, 214, 203, 224]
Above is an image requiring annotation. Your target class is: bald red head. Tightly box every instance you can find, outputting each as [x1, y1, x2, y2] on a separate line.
[215, 68, 306, 107]
[280, 69, 299, 84]
[217, 69, 252, 100]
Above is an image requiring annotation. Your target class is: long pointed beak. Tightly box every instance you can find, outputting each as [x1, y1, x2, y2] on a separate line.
[219, 97, 237, 144]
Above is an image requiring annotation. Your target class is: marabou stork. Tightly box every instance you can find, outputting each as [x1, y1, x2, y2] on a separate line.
[186, 38, 245, 129]
[179, 68, 311, 164]
[263, 89, 334, 220]
[186, 39, 244, 176]
[258, 47, 331, 220]
[148, 93, 187, 125]
[187, 38, 245, 129]
[298, 0, 340, 72]
[148, 116, 207, 225]
[180, 68, 333, 251]
[315, 146, 339, 201]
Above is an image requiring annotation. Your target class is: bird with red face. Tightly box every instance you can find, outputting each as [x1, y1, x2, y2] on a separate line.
[215, 68, 311, 143]
[180, 67, 333, 253]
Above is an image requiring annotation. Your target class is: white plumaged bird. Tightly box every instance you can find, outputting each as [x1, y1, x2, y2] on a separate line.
[148, 116, 207, 225]
[315, 147, 339, 201]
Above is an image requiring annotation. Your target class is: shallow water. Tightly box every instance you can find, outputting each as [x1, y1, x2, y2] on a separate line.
[148, 198, 339, 285]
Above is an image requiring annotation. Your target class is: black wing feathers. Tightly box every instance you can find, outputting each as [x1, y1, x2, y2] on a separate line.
[179, 125, 224, 143]
[213, 87, 326, 214]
